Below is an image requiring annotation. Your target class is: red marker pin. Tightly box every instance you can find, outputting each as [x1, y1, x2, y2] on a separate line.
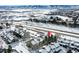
[47, 31, 51, 38]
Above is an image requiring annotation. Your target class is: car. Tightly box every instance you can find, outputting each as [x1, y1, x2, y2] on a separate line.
[39, 49, 47, 53]
[45, 45, 51, 53]
[74, 42, 79, 51]
[69, 43, 75, 50]
[54, 43, 60, 48]
[54, 47, 62, 53]
[74, 42, 79, 47]
[50, 44, 55, 50]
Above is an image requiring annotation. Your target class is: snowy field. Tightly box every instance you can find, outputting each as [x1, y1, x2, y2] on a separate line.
[26, 21, 79, 34]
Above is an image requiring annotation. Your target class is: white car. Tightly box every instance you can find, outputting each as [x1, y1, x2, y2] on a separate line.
[39, 49, 47, 53]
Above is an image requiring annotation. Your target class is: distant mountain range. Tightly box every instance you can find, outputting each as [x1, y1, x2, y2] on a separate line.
[0, 5, 79, 10]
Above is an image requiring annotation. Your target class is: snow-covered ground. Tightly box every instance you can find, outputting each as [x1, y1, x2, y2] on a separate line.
[60, 35, 79, 42]
[11, 42, 30, 53]
[26, 21, 79, 34]
[25, 21, 79, 42]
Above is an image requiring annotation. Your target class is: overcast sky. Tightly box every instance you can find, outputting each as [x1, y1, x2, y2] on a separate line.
[0, 0, 79, 5]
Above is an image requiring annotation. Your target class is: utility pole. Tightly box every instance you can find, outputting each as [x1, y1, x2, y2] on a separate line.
[73, 15, 78, 27]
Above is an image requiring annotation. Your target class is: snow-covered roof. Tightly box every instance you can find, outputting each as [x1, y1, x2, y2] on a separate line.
[12, 42, 30, 53]
[7, 33, 14, 41]
[57, 15, 72, 21]
[74, 10, 79, 13]
[13, 17, 29, 20]
[31, 40, 36, 45]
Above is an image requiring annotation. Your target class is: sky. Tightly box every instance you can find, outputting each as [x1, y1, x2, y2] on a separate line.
[0, 0, 79, 5]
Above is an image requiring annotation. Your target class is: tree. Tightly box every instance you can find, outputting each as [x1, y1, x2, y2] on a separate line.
[0, 26, 3, 29]
[7, 45, 12, 53]
[13, 31, 22, 38]
[73, 15, 78, 27]
[50, 16, 53, 19]
[49, 35, 57, 42]
[6, 23, 10, 26]
[3, 45, 12, 53]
